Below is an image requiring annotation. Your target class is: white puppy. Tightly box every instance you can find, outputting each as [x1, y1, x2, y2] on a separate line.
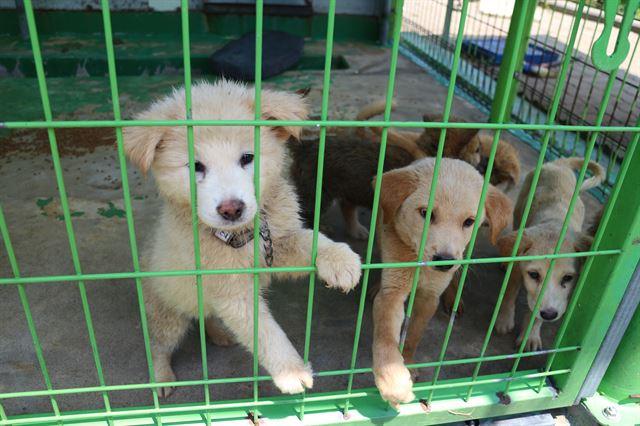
[123, 80, 362, 397]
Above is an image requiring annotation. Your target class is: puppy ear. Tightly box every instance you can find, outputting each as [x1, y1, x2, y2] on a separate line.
[123, 104, 172, 174]
[422, 113, 479, 155]
[373, 168, 420, 225]
[122, 128, 165, 174]
[497, 230, 532, 257]
[295, 87, 312, 98]
[574, 232, 594, 252]
[484, 185, 513, 245]
[422, 113, 441, 122]
[260, 89, 309, 141]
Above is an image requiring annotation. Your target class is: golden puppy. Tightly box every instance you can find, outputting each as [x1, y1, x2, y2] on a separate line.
[123, 80, 362, 397]
[371, 158, 512, 407]
[495, 157, 604, 350]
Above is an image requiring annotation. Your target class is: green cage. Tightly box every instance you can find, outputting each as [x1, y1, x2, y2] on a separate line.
[1, 0, 639, 424]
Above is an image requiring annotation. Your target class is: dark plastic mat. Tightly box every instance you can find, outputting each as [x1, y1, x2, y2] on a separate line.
[210, 31, 304, 81]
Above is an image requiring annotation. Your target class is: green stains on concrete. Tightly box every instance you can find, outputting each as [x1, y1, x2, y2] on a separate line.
[97, 202, 125, 218]
[36, 197, 85, 220]
[36, 197, 53, 209]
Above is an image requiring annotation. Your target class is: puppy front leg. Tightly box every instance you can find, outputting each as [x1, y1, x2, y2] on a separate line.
[441, 272, 464, 316]
[402, 289, 439, 366]
[145, 293, 190, 398]
[205, 315, 236, 347]
[340, 200, 369, 240]
[215, 294, 312, 394]
[516, 314, 543, 352]
[373, 272, 415, 408]
[273, 229, 361, 292]
[496, 272, 522, 334]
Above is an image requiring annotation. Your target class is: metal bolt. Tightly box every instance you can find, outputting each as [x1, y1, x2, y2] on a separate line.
[602, 405, 619, 420]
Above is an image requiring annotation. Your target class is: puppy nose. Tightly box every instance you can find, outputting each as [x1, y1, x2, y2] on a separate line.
[540, 309, 558, 321]
[432, 253, 455, 271]
[217, 199, 245, 222]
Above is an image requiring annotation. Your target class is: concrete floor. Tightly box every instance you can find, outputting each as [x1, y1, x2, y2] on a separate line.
[0, 45, 601, 419]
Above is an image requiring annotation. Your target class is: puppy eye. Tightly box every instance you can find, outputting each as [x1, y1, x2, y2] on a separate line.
[187, 161, 206, 174]
[240, 153, 254, 167]
[418, 208, 436, 224]
[463, 217, 475, 228]
[561, 274, 574, 287]
[528, 271, 540, 281]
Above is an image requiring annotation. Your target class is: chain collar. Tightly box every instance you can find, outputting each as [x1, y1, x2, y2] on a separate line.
[212, 210, 274, 266]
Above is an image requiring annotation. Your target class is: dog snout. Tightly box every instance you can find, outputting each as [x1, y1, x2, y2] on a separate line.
[540, 308, 558, 321]
[432, 253, 455, 271]
[217, 199, 245, 222]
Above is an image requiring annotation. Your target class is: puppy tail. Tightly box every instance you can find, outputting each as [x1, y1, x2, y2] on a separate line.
[554, 157, 606, 191]
[355, 99, 392, 139]
[356, 100, 426, 160]
[357, 99, 390, 121]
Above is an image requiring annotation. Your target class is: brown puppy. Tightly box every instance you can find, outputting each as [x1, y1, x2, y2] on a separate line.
[365, 111, 521, 190]
[289, 123, 416, 239]
[371, 158, 512, 407]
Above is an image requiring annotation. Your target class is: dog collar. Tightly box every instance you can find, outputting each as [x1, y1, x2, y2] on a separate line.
[212, 211, 274, 266]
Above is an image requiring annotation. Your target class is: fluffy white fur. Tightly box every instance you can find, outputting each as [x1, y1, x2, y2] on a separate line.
[123, 80, 362, 397]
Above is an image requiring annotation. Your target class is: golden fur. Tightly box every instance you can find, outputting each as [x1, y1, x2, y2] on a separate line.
[371, 158, 512, 407]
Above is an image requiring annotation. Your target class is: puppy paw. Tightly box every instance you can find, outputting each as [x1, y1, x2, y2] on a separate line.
[208, 331, 236, 347]
[495, 310, 515, 335]
[374, 363, 415, 409]
[272, 363, 314, 394]
[154, 367, 177, 399]
[317, 242, 362, 292]
[517, 332, 543, 352]
[347, 221, 370, 240]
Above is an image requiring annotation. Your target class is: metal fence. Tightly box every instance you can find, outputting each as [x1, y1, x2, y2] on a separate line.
[1, 0, 639, 424]
[401, 0, 640, 197]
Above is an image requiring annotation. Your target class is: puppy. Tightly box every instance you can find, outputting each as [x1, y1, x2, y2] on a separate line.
[123, 80, 362, 397]
[371, 158, 512, 407]
[495, 157, 605, 351]
[289, 115, 416, 240]
[289, 105, 494, 240]
[365, 111, 521, 190]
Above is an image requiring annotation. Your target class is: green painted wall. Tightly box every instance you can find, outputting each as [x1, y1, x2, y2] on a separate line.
[0, 10, 380, 41]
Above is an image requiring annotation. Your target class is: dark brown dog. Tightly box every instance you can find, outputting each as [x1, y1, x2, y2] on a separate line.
[288, 129, 415, 239]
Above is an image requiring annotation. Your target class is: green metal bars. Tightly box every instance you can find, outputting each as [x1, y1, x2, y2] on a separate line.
[1, 0, 640, 425]
[400, 0, 640, 199]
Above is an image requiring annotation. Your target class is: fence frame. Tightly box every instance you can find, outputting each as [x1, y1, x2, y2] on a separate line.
[1, 0, 640, 424]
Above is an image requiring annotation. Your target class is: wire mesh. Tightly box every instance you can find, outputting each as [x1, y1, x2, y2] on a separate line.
[1, 0, 639, 424]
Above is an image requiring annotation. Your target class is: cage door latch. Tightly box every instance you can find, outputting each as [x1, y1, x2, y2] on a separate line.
[591, 0, 640, 72]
